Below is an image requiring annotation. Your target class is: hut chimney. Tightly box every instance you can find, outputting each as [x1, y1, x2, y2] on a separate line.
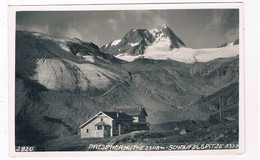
[117, 111, 121, 118]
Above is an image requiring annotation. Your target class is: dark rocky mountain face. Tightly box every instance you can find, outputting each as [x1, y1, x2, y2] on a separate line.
[233, 39, 239, 45]
[100, 24, 186, 56]
[100, 29, 155, 56]
[15, 31, 238, 148]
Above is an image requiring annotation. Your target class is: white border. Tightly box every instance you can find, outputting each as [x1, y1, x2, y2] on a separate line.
[5, 2, 253, 159]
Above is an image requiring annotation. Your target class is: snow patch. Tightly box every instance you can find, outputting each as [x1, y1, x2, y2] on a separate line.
[115, 53, 140, 62]
[115, 45, 239, 63]
[149, 28, 158, 37]
[226, 42, 234, 46]
[147, 37, 171, 50]
[149, 27, 168, 42]
[130, 42, 140, 47]
[97, 56, 108, 62]
[192, 46, 239, 62]
[59, 44, 71, 52]
[31, 33, 42, 36]
[144, 47, 196, 63]
[82, 55, 95, 63]
[111, 39, 121, 46]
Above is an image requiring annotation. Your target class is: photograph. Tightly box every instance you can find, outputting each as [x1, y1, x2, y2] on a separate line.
[10, 3, 243, 154]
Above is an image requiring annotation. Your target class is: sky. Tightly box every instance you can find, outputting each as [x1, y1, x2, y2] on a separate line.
[16, 9, 239, 49]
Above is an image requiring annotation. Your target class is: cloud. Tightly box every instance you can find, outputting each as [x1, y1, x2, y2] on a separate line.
[63, 25, 84, 40]
[16, 10, 240, 48]
[223, 28, 239, 42]
[205, 9, 239, 43]
[108, 19, 118, 32]
[133, 10, 169, 28]
[205, 10, 225, 30]
[17, 24, 50, 34]
[151, 15, 168, 27]
[119, 12, 127, 21]
[206, 10, 239, 31]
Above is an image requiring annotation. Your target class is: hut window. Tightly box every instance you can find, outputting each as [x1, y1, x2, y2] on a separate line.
[86, 129, 89, 133]
[101, 118, 103, 121]
[97, 126, 102, 130]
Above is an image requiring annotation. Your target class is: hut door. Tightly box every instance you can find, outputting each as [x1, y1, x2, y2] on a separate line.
[104, 126, 111, 137]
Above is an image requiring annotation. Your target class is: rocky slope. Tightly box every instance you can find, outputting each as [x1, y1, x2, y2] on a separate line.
[15, 30, 239, 147]
[16, 31, 126, 92]
[15, 31, 129, 145]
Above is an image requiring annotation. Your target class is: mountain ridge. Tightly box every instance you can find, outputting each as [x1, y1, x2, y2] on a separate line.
[100, 25, 239, 63]
[100, 24, 186, 56]
[218, 39, 239, 48]
[16, 31, 127, 92]
[15, 30, 239, 148]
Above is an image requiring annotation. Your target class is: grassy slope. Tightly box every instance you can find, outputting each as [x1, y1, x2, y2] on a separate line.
[41, 119, 238, 151]
[40, 79, 239, 151]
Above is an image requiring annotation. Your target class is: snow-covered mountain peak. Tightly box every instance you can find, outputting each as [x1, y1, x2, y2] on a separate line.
[149, 28, 165, 41]
[149, 24, 173, 36]
[100, 24, 186, 56]
[149, 24, 169, 39]
[100, 25, 239, 64]
[147, 24, 186, 52]
[145, 24, 186, 49]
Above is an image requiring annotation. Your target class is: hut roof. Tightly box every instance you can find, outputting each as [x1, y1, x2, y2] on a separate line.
[113, 107, 148, 117]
